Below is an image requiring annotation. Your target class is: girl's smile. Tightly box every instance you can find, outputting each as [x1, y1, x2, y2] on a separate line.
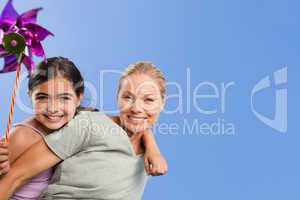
[30, 76, 81, 132]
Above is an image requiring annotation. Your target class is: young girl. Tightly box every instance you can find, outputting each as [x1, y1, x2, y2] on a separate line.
[0, 58, 167, 199]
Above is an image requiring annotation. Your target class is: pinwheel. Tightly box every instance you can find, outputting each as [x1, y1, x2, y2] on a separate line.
[0, 0, 53, 142]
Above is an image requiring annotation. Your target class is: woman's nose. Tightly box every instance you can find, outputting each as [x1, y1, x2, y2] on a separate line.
[130, 100, 143, 113]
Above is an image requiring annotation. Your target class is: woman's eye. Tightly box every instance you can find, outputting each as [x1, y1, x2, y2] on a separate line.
[123, 95, 133, 100]
[145, 98, 154, 102]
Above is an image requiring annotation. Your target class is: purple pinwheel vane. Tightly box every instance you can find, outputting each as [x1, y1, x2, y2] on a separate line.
[0, 0, 53, 74]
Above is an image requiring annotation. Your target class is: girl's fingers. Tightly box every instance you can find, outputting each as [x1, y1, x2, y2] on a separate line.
[150, 164, 168, 176]
[0, 148, 9, 155]
[0, 155, 9, 162]
[150, 164, 160, 176]
[0, 141, 9, 157]
[0, 141, 9, 151]
[0, 139, 8, 145]
[144, 159, 151, 175]
[0, 161, 10, 174]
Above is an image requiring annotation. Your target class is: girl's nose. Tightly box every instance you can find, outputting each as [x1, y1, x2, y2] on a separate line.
[47, 101, 59, 113]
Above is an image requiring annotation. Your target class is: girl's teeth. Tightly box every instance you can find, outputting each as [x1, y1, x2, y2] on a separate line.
[47, 115, 62, 120]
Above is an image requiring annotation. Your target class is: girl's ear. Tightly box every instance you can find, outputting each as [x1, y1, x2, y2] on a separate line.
[77, 94, 83, 107]
[27, 91, 33, 101]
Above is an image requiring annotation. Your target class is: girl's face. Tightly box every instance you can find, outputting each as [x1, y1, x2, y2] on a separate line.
[30, 76, 82, 131]
[118, 74, 165, 134]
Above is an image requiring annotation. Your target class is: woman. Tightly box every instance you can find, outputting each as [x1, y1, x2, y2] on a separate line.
[0, 59, 167, 199]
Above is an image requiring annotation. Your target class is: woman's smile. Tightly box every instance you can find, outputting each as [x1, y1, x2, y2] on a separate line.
[127, 115, 147, 124]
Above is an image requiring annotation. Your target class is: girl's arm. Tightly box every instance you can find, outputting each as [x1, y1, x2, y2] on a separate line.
[0, 112, 91, 199]
[110, 116, 168, 176]
[0, 126, 42, 178]
[9, 126, 43, 164]
[142, 130, 168, 176]
[0, 139, 61, 199]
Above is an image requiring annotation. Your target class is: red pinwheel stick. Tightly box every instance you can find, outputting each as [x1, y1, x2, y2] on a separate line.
[4, 61, 21, 142]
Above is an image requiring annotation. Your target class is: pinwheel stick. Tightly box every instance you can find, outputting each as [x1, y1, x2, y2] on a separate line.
[1, 33, 26, 143]
[0, 0, 53, 142]
[4, 58, 22, 142]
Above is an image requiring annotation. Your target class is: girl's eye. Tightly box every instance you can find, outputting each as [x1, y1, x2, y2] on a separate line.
[35, 96, 47, 100]
[60, 96, 71, 101]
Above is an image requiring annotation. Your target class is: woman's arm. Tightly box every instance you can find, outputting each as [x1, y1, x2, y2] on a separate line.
[0, 139, 61, 199]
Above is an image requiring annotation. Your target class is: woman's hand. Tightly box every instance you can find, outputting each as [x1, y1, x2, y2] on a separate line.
[0, 140, 10, 177]
[144, 151, 168, 176]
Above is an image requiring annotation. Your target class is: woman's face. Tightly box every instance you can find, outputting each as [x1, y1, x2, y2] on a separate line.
[118, 74, 165, 134]
[30, 76, 82, 131]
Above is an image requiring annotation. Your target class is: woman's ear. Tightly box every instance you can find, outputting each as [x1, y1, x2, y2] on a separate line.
[160, 95, 166, 111]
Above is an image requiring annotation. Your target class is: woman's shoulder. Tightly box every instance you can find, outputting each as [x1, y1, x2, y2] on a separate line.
[76, 110, 108, 121]
[109, 116, 120, 124]
[70, 111, 124, 135]
[75, 111, 123, 132]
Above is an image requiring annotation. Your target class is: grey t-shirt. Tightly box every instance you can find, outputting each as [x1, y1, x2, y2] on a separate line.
[38, 111, 148, 200]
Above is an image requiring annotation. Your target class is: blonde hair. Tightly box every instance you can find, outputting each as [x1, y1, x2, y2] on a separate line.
[118, 61, 166, 99]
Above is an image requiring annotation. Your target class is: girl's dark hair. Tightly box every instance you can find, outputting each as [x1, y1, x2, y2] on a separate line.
[28, 56, 98, 112]
[28, 57, 84, 96]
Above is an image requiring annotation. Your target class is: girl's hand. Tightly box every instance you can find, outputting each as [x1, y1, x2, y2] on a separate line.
[0, 140, 10, 176]
[144, 151, 168, 176]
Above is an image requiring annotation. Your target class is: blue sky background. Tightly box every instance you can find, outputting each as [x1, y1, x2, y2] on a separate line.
[0, 0, 299, 199]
